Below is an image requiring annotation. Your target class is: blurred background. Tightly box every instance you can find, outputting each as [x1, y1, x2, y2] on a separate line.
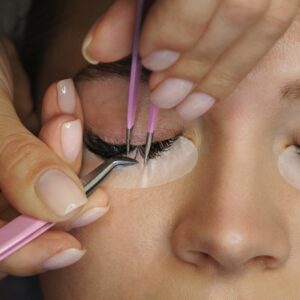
[0, 276, 43, 299]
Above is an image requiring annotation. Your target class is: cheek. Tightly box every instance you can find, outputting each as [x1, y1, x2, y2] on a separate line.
[72, 186, 182, 292]
[278, 146, 300, 190]
[102, 137, 198, 189]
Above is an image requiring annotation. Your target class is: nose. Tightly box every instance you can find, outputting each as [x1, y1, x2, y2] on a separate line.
[172, 145, 290, 272]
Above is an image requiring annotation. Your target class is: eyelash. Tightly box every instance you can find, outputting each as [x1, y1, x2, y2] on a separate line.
[84, 131, 179, 160]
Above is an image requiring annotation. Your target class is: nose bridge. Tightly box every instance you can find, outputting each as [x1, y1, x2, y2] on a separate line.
[202, 123, 282, 231]
[197, 133, 266, 239]
[202, 128, 262, 209]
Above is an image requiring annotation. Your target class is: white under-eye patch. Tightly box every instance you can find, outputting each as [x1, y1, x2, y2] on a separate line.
[278, 146, 300, 190]
[101, 137, 198, 189]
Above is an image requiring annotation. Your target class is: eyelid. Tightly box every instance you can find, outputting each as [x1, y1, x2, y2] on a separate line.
[95, 127, 183, 146]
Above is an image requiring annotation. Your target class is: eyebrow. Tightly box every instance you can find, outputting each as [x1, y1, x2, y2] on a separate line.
[74, 56, 151, 83]
[280, 79, 300, 103]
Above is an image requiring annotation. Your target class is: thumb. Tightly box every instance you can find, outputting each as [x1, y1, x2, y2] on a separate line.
[0, 94, 87, 222]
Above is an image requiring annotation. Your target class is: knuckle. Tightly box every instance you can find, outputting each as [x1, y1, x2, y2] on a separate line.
[223, 0, 267, 25]
[267, 10, 293, 27]
[148, 1, 207, 49]
[0, 259, 29, 277]
[261, 4, 298, 37]
[211, 70, 238, 87]
[202, 70, 238, 98]
[0, 133, 43, 181]
[173, 57, 213, 81]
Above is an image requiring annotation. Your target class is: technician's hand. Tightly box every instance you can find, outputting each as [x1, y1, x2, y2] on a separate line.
[0, 38, 109, 278]
[82, 0, 300, 120]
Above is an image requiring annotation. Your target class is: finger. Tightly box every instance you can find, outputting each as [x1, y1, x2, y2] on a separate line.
[82, 0, 136, 64]
[41, 79, 83, 125]
[2, 37, 39, 133]
[140, 0, 219, 72]
[39, 115, 83, 174]
[192, 0, 300, 100]
[40, 79, 110, 229]
[0, 225, 85, 276]
[64, 188, 109, 231]
[151, 0, 270, 84]
[0, 92, 88, 222]
[0, 37, 13, 97]
[40, 79, 84, 173]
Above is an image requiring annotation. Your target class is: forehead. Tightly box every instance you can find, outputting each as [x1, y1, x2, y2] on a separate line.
[250, 18, 300, 77]
[208, 18, 300, 128]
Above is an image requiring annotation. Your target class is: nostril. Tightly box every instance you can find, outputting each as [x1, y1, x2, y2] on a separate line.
[191, 250, 209, 257]
[259, 256, 282, 269]
[183, 250, 212, 268]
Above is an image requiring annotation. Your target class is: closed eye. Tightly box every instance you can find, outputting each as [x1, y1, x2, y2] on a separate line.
[84, 130, 179, 160]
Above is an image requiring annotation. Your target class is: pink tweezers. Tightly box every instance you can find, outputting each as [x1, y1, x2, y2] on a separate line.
[126, 0, 158, 163]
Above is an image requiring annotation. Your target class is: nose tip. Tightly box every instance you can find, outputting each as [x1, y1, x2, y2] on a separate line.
[196, 232, 280, 270]
[173, 221, 289, 272]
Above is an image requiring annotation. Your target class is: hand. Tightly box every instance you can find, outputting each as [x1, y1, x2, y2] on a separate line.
[81, 0, 300, 120]
[0, 37, 109, 278]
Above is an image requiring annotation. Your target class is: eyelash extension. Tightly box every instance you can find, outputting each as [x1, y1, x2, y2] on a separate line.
[84, 131, 179, 160]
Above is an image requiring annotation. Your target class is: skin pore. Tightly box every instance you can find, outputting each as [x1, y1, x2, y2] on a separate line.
[34, 0, 300, 299]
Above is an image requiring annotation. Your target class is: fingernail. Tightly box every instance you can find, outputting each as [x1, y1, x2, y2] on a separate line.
[82, 31, 99, 65]
[69, 206, 110, 229]
[43, 248, 86, 270]
[142, 50, 180, 71]
[57, 79, 76, 114]
[151, 78, 194, 109]
[176, 93, 215, 120]
[36, 169, 87, 216]
[61, 120, 82, 162]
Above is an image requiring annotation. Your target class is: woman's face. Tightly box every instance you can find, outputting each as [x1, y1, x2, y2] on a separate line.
[39, 1, 300, 299]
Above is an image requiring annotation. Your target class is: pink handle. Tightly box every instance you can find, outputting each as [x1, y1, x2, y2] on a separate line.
[147, 104, 158, 133]
[127, 0, 145, 129]
[0, 215, 53, 261]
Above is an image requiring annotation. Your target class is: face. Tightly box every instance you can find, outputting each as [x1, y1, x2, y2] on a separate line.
[39, 1, 300, 299]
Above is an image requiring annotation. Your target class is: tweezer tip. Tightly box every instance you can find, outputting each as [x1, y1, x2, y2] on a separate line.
[144, 132, 154, 165]
[126, 127, 132, 156]
[114, 156, 138, 166]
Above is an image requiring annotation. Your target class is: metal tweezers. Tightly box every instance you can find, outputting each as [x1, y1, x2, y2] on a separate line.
[0, 157, 137, 261]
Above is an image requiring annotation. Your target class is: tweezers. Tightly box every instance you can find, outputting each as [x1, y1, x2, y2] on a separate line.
[126, 0, 158, 164]
[0, 157, 137, 261]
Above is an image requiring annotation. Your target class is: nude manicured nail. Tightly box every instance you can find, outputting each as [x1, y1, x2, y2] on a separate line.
[36, 170, 87, 216]
[61, 120, 82, 162]
[69, 206, 110, 229]
[57, 79, 76, 114]
[151, 78, 194, 109]
[176, 93, 215, 120]
[82, 31, 98, 65]
[142, 50, 180, 71]
[43, 248, 86, 270]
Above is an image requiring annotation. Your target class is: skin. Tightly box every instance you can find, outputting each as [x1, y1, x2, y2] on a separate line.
[0, 0, 299, 278]
[34, 1, 300, 299]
